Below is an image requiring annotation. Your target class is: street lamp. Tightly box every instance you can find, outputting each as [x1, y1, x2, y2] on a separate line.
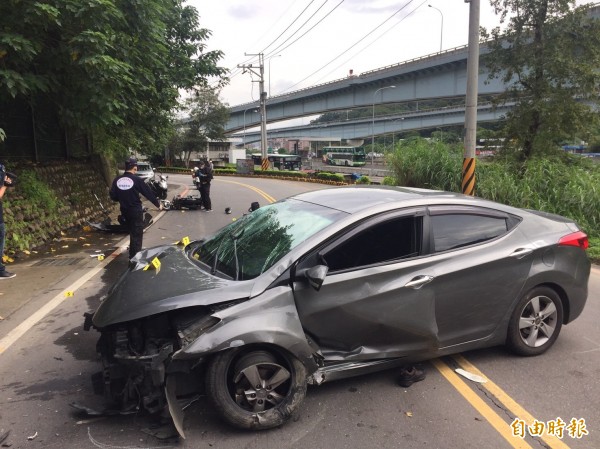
[243, 107, 258, 149]
[372, 86, 396, 173]
[428, 4, 443, 53]
[268, 54, 282, 98]
[392, 117, 405, 150]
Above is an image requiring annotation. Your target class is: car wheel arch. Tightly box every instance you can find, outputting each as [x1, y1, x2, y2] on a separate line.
[517, 280, 570, 324]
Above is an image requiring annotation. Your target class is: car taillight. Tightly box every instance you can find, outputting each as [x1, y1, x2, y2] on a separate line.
[558, 231, 589, 250]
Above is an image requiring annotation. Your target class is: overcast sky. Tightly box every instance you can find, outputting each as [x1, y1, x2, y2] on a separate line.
[188, 0, 596, 109]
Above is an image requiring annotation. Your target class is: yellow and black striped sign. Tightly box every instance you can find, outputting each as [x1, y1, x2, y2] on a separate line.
[462, 157, 476, 196]
[261, 158, 270, 171]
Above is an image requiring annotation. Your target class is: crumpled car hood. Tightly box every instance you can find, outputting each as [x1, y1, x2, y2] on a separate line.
[92, 245, 254, 328]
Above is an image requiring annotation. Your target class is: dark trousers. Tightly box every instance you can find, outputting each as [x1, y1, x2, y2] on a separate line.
[200, 183, 211, 210]
[123, 209, 144, 259]
[0, 222, 5, 272]
[196, 183, 204, 205]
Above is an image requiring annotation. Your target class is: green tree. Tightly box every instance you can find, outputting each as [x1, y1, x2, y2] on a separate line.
[482, 0, 600, 159]
[0, 0, 227, 159]
[179, 89, 229, 165]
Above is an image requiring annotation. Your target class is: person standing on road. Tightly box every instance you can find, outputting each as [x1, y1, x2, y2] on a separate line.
[0, 162, 15, 279]
[198, 160, 213, 212]
[110, 158, 162, 259]
[193, 166, 204, 206]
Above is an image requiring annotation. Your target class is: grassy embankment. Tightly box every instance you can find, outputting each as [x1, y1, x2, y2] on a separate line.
[385, 139, 600, 263]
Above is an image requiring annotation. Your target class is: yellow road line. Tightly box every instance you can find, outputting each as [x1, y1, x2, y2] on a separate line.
[216, 178, 277, 203]
[453, 355, 571, 449]
[432, 358, 534, 449]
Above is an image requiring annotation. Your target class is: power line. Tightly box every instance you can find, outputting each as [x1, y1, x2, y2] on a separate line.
[265, 0, 345, 60]
[313, 0, 427, 85]
[279, 0, 418, 93]
[260, 0, 319, 54]
[212, 1, 328, 89]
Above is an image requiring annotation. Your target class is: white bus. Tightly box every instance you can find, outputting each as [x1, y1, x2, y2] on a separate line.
[322, 146, 366, 167]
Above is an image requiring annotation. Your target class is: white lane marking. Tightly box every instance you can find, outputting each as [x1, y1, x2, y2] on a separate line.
[0, 210, 167, 355]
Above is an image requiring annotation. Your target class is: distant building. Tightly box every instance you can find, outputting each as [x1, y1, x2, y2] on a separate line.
[186, 138, 245, 166]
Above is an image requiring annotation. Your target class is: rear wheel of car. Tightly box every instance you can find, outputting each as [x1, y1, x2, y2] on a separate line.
[507, 287, 563, 356]
[206, 348, 307, 430]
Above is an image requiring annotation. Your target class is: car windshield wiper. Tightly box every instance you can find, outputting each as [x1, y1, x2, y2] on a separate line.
[211, 226, 245, 279]
[231, 228, 245, 280]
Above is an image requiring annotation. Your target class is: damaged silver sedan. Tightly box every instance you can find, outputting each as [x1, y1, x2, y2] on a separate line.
[84, 186, 590, 437]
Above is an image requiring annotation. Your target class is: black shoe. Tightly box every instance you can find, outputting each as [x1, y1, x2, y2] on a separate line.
[0, 270, 16, 279]
[397, 366, 426, 388]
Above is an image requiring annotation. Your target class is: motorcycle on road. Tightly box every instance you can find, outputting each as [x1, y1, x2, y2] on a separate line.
[148, 173, 168, 200]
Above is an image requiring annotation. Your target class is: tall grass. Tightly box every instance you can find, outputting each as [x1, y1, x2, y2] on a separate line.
[387, 138, 600, 260]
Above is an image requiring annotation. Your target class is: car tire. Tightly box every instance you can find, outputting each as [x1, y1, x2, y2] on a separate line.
[506, 287, 563, 356]
[206, 348, 307, 430]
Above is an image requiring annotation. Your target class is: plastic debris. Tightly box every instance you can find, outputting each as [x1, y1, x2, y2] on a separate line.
[405, 411, 413, 417]
[0, 429, 10, 445]
[455, 368, 487, 383]
[27, 432, 37, 440]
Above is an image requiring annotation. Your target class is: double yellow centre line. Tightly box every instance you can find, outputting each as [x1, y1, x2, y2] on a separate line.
[217, 178, 277, 203]
[434, 355, 571, 448]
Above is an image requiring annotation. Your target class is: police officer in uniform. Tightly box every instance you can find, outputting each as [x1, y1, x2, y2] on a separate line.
[110, 158, 162, 259]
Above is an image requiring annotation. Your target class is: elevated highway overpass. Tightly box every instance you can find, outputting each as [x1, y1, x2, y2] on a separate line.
[240, 102, 512, 144]
[226, 42, 502, 138]
[225, 4, 599, 141]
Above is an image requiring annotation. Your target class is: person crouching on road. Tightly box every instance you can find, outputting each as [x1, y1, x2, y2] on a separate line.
[110, 158, 162, 259]
[198, 160, 213, 212]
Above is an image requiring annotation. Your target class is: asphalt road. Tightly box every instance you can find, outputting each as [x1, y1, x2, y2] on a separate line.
[0, 173, 598, 449]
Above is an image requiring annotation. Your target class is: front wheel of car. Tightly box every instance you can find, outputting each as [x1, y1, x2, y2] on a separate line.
[206, 348, 307, 430]
[506, 287, 563, 356]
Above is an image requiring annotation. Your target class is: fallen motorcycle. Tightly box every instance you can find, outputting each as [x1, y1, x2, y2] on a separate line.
[162, 194, 203, 211]
[87, 194, 153, 233]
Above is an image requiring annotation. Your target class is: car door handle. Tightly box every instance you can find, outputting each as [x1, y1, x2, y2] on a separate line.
[510, 248, 534, 259]
[404, 275, 434, 289]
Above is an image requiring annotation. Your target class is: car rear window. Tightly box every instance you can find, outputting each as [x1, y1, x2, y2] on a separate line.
[430, 213, 508, 252]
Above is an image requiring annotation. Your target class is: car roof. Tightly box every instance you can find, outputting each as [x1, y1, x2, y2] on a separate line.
[292, 185, 474, 214]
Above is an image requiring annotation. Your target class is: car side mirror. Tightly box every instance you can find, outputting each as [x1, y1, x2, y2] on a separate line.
[299, 265, 328, 291]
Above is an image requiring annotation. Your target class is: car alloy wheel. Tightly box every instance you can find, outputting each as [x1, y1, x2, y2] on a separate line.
[206, 348, 307, 429]
[507, 287, 563, 356]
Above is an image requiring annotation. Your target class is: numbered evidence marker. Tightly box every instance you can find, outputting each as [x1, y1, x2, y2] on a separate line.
[176, 236, 190, 246]
[143, 257, 161, 274]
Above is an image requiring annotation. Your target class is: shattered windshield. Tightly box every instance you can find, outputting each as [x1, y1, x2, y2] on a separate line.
[195, 199, 346, 280]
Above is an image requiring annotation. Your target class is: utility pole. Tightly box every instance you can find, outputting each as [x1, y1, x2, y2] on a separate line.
[463, 0, 480, 196]
[239, 53, 269, 170]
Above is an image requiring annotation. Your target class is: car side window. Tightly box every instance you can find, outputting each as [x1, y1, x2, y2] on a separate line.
[430, 213, 507, 252]
[323, 215, 422, 272]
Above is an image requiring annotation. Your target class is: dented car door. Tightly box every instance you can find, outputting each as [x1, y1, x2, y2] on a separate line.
[292, 209, 440, 361]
